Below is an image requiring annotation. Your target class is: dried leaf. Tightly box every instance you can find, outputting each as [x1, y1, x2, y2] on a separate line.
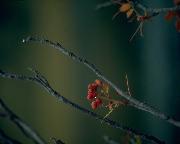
[119, 3, 131, 12]
[102, 83, 109, 94]
[126, 9, 134, 18]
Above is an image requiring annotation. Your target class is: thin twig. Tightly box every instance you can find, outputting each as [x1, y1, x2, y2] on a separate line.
[0, 97, 46, 144]
[103, 135, 120, 144]
[0, 69, 164, 144]
[51, 137, 65, 144]
[129, 22, 144, 42]
[22, 36, 180, 128]
[97, 0, 180, 13]
[0, 128, 22, 144]
[96, 1, 114, 10]
[125, 74, 131, 97]
[144, 5, 180, 14]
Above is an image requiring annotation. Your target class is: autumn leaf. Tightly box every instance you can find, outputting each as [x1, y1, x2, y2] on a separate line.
[126, 9, 134, 18]
[102, 83, 109, 94]
[119, 3, 131, 12]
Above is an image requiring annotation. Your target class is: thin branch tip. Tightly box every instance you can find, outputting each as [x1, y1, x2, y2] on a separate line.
[22, 36, 32, 43]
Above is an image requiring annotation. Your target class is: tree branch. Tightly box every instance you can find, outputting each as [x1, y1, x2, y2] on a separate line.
[0, 97, 46, 144]
[51, 137, 65, 144]
[22, 36, 180, 129]
[96, 0, 180, 17]
[0, 69, 164, 144]
[0, 128, 22, 144]
[103, 135, 120, 144]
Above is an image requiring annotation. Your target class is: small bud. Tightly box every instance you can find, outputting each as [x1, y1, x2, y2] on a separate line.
[95, 79, 102, 86]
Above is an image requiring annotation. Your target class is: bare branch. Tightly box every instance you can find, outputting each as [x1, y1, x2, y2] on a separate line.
[0, 97, 46, 144]
[22, 36, 180, 129]
[51, 137, 65, 144]
[139, 4, 180, 14]
[0, 69, 164, 144]
[96, 1, 114, 10]
[0, 112, 7, 117]
[0, 128, 22, 144]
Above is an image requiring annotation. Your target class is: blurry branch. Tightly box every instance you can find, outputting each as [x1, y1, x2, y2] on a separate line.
[51, 137, 65, 144]
[22, 36, 180, 129]
[0, 128, 22, 144]
[103, 136, 120, 144]
[0, 69, 164, 144]
[96, 0, 180, 17]
[0, 98, 46, 144]
[0, 112, 7, 118]
[145, 6, 180, 14]
[96, 1, 114, 10]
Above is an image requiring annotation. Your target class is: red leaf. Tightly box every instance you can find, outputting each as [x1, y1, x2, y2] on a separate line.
[165, 11, 176, 21]
[174, 0, 180, 5]
[175, 19, 180, 32]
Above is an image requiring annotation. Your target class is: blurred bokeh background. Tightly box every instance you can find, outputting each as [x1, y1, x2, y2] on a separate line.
[0, 0, 180, 143]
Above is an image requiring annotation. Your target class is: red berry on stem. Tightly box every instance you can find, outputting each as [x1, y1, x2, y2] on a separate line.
[91, 101, 98, 109]
[95, 98, 102, 106]
[87, 92, 97, 100]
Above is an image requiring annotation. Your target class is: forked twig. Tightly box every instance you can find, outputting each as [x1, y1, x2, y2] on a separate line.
[22, 36, 180, 129]
[0, 69, 164, 144]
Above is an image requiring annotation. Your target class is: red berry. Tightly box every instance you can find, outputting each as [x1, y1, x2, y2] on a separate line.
[88, 83, 98, 91]
[87, 92, 97, 100]
[91, 83, 98, 90]
[95, 98, 102, 106]
[88, 84, 92, 89]
[87, 95, 92, 100]
[88, 89, 94, 93]
[91, 101, 98, 109]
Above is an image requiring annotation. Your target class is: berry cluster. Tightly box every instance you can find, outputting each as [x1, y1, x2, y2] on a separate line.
[86, 79, 127, 112]
[87, 80, 103, 109]
[86, 79, 129, 119]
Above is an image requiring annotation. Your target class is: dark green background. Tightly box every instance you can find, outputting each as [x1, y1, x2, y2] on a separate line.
[0, 0, 180, 143]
